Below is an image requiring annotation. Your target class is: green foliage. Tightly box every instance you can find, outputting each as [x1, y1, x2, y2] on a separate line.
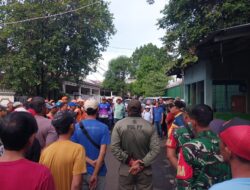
[0, 0, 115, 96]
[158, 0, 250, 63]
[102, 56, 131, 96]
[129, 43, 170, 96]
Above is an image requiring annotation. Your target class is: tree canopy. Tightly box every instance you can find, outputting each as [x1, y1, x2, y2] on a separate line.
[103, 44, 170, 97]
[0, 0, 115, 97]
[102, 56, 131, 96]
[129, 43, 170, 97]
[158, 0, 250, 67]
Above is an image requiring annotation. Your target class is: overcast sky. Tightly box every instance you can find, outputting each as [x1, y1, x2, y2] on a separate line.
[87, 0, 168, 81]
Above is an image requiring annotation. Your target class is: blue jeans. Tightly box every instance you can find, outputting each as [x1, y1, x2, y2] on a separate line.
[154, 121, 162, 138]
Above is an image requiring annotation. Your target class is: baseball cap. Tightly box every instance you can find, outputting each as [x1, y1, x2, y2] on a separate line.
[219, 117, 250, 161]
[68, 102, 78, 107]
[209, 119, 225, 134]
[84, 99, 98, 111]
[55, 101, 65, 108]
[52, 110, 75, 128]
[77, 98, 84, 102]
[13, 101, 22, 108]
[116, 97, 122, 100]
[46, 103, 56, 110]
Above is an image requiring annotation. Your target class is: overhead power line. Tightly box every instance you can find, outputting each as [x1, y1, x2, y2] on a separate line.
[0, 1, 100, 26]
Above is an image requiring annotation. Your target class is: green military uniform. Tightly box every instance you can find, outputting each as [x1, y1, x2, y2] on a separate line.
[173, 125, 194, 189]
[177, 130, 231, 190]
[173, 124, 194, 148]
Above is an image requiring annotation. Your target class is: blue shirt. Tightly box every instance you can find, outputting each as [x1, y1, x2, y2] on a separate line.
[98, 103, 110, 118]
[209, 178, 250, 190]
[153, 106, 164, 122]
[173, 112, 185, 128]
[71, 119, 110, 176]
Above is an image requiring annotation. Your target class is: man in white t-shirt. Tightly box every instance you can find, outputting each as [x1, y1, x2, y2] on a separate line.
[142, 106, 152, 123]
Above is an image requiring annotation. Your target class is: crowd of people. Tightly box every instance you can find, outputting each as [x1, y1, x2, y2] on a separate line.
[0, 95, 250, 190]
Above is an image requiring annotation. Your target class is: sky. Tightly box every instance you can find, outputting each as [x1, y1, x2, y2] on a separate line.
[87, 0, 168, 81]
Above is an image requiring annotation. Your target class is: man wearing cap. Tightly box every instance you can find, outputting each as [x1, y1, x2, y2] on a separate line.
[75, 98, 86, 122]
[142, 105, 153, 123]
[209, 118, 250, 190]
[13, 101, 26, 112]
[40, 110, 86, 190]
[111, 99, 160, 190]
[177, 104, 230, 190]
[68, 102, 78, 112]
[71, 99, 110, 190]
[113, 97, 125, 124]
[46, 103, 58, 120]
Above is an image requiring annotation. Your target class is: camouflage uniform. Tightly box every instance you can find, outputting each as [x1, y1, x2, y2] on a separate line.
[165, 118, 194, 189]
[174, 124, 194, 148]
[177, 130, 231, 190]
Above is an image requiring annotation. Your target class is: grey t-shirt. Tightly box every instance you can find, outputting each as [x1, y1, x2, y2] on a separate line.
[35, 115, 58, 148]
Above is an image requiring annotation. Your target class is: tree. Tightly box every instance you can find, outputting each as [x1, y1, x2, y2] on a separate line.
[158, 0, 250, 67]
[130, 43, 170, 96]
[102, 56, 131, 96]
[0, 0, 115, 97]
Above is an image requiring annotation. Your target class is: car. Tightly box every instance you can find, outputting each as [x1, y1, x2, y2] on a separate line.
[142, 96, 174, 105]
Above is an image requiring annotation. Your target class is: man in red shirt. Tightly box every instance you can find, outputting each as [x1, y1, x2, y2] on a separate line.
[0, 112, 55, 190]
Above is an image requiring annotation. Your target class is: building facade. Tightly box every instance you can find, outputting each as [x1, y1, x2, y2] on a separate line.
[167, 24, 250, 113]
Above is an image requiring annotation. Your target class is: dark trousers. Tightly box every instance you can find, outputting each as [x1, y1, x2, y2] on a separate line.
[98, 117, 110, 129]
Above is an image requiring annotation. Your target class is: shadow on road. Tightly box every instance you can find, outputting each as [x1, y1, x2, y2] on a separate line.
[105, 140, 176, 190]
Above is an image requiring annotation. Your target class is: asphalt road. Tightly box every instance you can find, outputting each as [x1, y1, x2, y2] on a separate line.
[105, 139, 176, 190]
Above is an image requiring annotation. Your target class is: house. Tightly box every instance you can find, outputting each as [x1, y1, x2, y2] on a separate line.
[0, 89, 15, 104]
[166, 23, 250, 113]
[62, 80, 101, 100]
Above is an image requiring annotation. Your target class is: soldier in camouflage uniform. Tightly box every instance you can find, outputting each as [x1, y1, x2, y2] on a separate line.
[176, 104, 231, 190]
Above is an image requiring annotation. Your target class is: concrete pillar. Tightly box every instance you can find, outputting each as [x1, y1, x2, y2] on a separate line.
[62, 83, 66, 93]
[78, 86, 81, 96]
